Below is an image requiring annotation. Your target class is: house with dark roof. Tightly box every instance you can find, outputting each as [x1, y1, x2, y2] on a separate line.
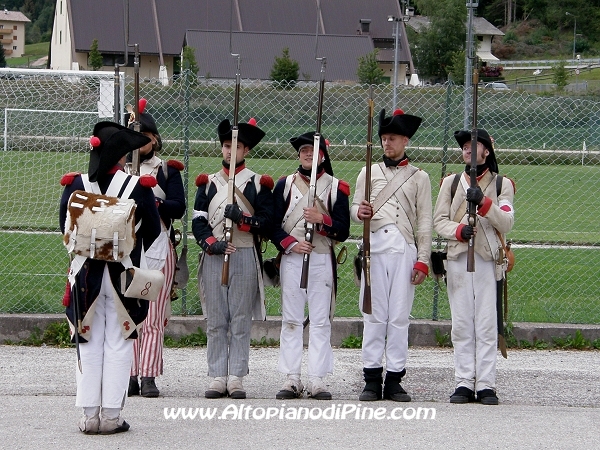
[0, 9, 30, 58]
[50, 0, 415, 84]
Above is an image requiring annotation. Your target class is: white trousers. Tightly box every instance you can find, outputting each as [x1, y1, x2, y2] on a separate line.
[278, 252, 333, 378]
[76, 265, 133, 408]
[447, 252, 497, 392]
[360, 226, 416, 372]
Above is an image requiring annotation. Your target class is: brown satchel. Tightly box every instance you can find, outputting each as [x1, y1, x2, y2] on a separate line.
[496, 230, 515, 272]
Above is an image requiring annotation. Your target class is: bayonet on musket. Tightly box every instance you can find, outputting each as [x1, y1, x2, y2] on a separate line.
[361, 86, 374, 314]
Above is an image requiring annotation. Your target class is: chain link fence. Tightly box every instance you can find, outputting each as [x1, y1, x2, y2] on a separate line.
[0, 68, 599, 323]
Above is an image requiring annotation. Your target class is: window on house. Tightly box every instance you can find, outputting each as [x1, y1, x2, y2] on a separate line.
[60, 31, 62, 44]
[13, 26, 17, 30]
[13, 35, 17, 40]
[13, 46, 17, 50]
[60, 2, 63, 15]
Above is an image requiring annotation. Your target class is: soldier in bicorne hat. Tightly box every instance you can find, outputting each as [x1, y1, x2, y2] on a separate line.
[124, 99, 186, 399]
[59, 122, 161, 434]
[271, 132, 350, 400]
[351, 109, 432, 403]
[433, 128, 515, 405]
[192, 117, 274, 399]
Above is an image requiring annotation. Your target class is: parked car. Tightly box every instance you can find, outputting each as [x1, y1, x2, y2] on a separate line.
[484, 82, 510, 91]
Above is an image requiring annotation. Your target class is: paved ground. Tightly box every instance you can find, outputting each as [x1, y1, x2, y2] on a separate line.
[1, 345, 598, 449]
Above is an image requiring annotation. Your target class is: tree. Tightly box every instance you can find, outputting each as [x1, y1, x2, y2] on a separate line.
[551, 60, 569, 91]
[357, 49, 385, 85]
[88, 39, 103, 71]
[0, 45, 6, 68]
[181, 45, 200, 83]
[270, 47, 299, 88]
[411, 0, 466, 80]
[447, 50, 466, 84]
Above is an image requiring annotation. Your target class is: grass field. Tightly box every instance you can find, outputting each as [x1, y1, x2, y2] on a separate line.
[1, 152, 599, 323]
[5, 42, 50, 68]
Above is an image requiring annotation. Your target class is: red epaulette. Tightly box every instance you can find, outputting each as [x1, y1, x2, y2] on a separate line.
[278, 175, 287, 182]
[338, 180, 350, 196]
[167, 159, 184, 171]
[196, 173, 209, 187]
[259, 174, 274, 190]
[60, 172, 80, 186]
[504, 175, 516, 194]
[140, 174, 157, 188]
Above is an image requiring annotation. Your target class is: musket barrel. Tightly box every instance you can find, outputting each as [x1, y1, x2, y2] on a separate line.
[361, 87, 374, 314]
[467, 66, 479, 272]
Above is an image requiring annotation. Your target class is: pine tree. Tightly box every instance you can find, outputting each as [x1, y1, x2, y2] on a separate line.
[0, 45, 6, 68]
[88, 39, 103, 71]
[356, 49, 384, 85]
[270, 47, 299, 88]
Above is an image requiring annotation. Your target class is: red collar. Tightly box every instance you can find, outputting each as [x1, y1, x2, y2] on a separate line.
[223, 162, 246, 176]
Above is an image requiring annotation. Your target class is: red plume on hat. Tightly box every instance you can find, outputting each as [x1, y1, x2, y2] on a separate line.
[125, 98, 159, 136]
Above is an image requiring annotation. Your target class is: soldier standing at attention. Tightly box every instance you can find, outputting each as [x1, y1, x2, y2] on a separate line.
[351, 109, 432, 402]
[192, 118, 274, 399]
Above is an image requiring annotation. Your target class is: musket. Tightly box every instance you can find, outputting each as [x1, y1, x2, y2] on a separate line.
[69, 258, 82, 373]
[360, 85, 374, 314]
[221, 42, 242, 286]
[466, 63, 478, 273]
[299, 56, 326, 289]
[129, 43, 141, 176]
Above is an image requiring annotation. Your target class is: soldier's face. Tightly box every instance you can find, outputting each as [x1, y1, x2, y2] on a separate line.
[462, 141, 489, 166]
[380, 133, 409, 161]
[298, 145, 324, 170]
[139, 131, 155, 156]
[222, 140, 249, 164]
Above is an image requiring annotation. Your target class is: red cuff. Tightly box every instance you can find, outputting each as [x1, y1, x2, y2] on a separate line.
[237, 222, 251, 232]
[322, 214, 332, 227]
[205, 236, 217, 246]
[414, 261, 429, 276]
[456, 223, 467, 242]
[477, 196, 492, 216]
[281, 236, 297, 250]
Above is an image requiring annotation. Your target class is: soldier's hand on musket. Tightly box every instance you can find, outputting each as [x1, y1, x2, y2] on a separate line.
[460, 225, 477, 240]
[411, 268, 427, 286]
[224, 203, 244, 224]
[303, 206, 323, 225]
[291, 240, 314, 255]
[466, 187, 484, 206]
[208, 241, 236, 255]
[357, 200, 373, 221]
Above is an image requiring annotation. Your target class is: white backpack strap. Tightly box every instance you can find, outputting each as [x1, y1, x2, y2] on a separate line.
[81, 174, 101, 194]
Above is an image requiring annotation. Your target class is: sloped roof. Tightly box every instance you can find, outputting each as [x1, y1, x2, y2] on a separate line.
[0, 10, 31, 23]
[407, 15, 504, 36]
[184, 30, 373, 82]
[69, 0, 404, 55]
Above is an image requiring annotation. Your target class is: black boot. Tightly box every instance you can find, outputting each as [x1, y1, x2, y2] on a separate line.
[128, 376, 139, 397]
[383, 369, 411, 402]
[359, 367, 383, 401]
[141, 377, 160, 398]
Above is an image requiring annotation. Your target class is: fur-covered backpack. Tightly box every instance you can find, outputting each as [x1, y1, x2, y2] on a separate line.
[63, 171, 138, 262]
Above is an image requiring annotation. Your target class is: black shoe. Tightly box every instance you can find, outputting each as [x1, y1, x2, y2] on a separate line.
[477, 389, 499, 405]
[141, 377, 160, 398]
[128, 376, 139, 397]
[383, 370, 411, 402]
[359, 367, 383, 401]
[99, 418, 130, 435]
[450, 386, 475, 404]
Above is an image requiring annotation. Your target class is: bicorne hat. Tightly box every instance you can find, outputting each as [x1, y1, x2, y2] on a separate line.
[289, 131, 333, 176]
[217, 118, 265, 149]
[88, 121, 151, 182]
[454, 128, 498, 173]
[378, 108, 422, 139]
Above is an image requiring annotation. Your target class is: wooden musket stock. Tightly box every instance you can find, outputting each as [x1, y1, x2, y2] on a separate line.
[361, 86, 374, 314]
[467, 66, 479, 273]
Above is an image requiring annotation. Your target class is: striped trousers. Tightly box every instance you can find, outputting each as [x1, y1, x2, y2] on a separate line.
[130, 240, 176, 377]
[201, 247, 257, 378]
